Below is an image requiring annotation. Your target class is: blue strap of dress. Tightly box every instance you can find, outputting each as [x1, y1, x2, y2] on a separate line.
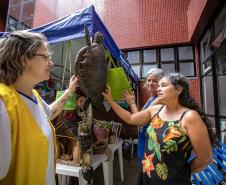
[143, 95, 158, 109]
[137, 95, 158, 160]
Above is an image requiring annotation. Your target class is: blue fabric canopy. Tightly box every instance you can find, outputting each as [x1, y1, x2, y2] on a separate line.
[0, 5, 138, 83]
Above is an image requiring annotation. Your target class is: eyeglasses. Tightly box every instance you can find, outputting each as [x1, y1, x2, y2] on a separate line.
[33, 53, 51, 60]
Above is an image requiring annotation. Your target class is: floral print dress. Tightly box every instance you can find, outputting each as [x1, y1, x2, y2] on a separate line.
[141, 106, 192, 185]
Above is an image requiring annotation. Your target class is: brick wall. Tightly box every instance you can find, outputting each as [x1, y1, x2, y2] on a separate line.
[33, 0, 58, 27]
[33, 0, 105, 27]
[33, 0, 191, 49]
[102, 0, 190, 49]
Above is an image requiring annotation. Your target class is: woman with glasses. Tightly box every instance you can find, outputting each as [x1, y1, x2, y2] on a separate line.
[122, 68, 164, 185]
[103, 73, 215, 185]
[0, 31, 78, 185]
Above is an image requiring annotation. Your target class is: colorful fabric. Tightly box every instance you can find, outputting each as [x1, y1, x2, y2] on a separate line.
[137, 96, 158, 160]
[141, 106, 192, 185]
[56, 91, 77, 110]
[106, 49, 132, 100]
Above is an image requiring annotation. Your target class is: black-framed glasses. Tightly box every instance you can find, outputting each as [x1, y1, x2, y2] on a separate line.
[33, 53, 51, 60]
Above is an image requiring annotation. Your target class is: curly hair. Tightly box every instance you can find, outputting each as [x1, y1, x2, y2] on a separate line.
[165, 73, 217, 146]
[0, 31, 48, 85]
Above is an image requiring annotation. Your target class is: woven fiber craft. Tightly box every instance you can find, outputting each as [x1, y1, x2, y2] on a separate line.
[105, 49, 132, 100]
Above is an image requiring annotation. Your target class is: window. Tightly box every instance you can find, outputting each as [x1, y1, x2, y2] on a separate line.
[178, 46, 193, 60]
[127, 51, 141, 78]
[6, 0, 35, 31]
[143, 64, 157, 78]
[161, 63, 175, 73]
[178, 46, 195, 76]
[127, 51, 140, 64]
[160, 48, 174, 61]
[124, 45, 195, 79]
[7, 16, 30, 31]
[143, 49, 156, 63]
[179, 63, 194, 76]
[143, 49, 157, 78]
[160, 48, 175, 73]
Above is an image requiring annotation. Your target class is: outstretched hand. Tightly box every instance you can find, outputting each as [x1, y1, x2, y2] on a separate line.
[102, 85, 113, 102]
[68, 75, 78, 94]
[122, 90, 135, 105]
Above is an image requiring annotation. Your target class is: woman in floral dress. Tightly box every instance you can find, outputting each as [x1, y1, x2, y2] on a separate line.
[102, 73, 215, 185]
[122, 68, 163, 184]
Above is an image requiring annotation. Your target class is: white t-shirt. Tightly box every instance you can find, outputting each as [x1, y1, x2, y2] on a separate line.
[0, 93, 54, 185]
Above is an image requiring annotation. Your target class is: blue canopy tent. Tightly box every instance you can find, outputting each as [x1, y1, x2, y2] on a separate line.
[0, 5, 138, 84]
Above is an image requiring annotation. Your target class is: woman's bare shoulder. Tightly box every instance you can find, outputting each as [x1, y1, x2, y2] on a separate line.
[181, 109, 205, 130]
[148, 104, 163, 116]
[183, 110, 201, 122]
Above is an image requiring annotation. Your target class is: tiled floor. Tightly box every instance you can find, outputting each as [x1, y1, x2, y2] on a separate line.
[93, 155, 139, 185]
[68, 153, 226, 185]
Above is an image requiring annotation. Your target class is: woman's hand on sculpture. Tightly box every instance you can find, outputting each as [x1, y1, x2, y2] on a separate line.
[50, 75, 78, 120]
[122, 90, 135, 105]
[67, 75, 78, 94]
[102, 85, 113, 103]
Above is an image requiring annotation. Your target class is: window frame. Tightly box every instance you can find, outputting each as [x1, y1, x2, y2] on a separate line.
[6, 0, 34, 31]
[123, 45, 196, 79]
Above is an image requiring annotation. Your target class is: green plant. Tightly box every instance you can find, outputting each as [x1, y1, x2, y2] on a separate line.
[78, 123, 91, 134]
[77, 111, 92, 134]
[93, 119, 112, 131]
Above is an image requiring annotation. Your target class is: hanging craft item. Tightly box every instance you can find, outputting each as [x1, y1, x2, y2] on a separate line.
[74, 25, 107, 109]
[56, 91, 77, 110]
[56, 41, 77, 110]
[77, 103, 93, 183]
[105, 49, 132, 100]
[77, 104, 93, 155]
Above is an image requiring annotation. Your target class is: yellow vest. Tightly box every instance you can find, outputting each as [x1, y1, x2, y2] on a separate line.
[0, 83, 56, 185]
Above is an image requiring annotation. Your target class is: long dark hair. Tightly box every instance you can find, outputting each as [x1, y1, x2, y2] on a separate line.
[165, 73, 216, 146]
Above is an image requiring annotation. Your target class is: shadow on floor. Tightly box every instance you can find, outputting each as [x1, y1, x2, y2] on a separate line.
[93, 154, 139, 185]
